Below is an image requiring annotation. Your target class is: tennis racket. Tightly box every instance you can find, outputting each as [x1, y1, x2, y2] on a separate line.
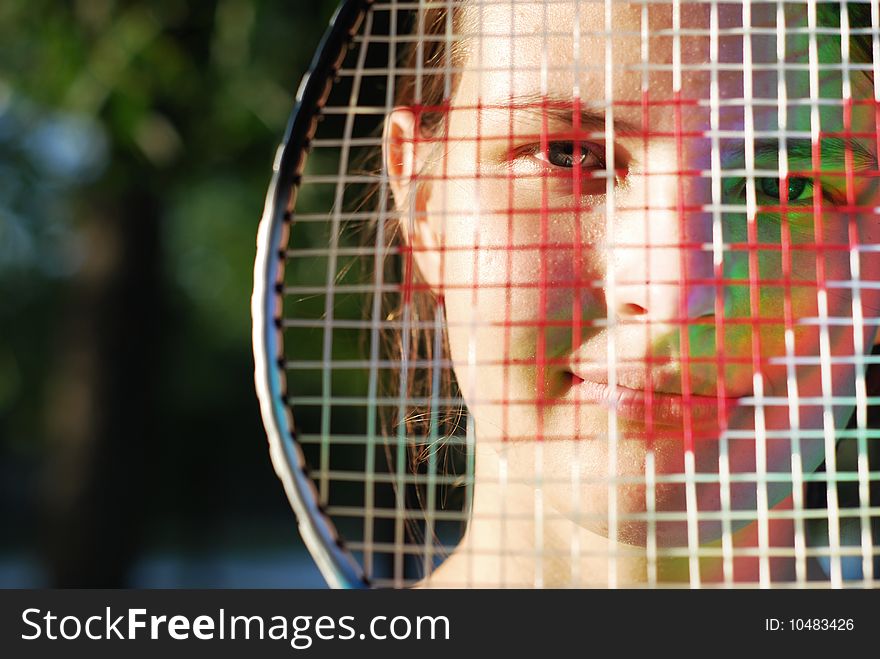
[253, 0, 880, 588]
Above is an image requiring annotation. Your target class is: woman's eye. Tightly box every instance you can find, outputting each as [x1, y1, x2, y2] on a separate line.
[539, 141, 605, 169]
[758, 176, 811, 202]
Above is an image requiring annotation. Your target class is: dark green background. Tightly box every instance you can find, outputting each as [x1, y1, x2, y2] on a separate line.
[0, 0, 342, 587]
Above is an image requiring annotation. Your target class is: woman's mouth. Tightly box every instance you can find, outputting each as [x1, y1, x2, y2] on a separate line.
[564, 371, 742, 435]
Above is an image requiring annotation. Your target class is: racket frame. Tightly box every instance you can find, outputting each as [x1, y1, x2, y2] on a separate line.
[252, 0, 375, 590]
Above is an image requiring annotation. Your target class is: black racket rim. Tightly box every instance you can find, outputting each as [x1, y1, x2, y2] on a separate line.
[252, 0, 376, 590]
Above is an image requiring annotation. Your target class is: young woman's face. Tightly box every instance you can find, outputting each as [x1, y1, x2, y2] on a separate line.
[392, 1, 880, 545]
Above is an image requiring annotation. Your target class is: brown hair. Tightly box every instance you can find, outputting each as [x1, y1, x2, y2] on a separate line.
[380, 2, 471, 469]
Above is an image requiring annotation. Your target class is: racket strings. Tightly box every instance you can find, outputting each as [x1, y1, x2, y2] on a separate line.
[276, 0, 880, 587]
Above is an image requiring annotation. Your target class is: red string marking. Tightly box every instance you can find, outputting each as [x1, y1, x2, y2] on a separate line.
[536, 94, 550, 442]
[641, 88, 657, 454]
[473, 94, 484, 404]
[437, 99, 451, 309]
[489, 351, 803, 369]
[499, 53, 518, 589]
[408, 98, 880, 136]
[809, 87, 838, 583]
[408, 98, 704, 116]
[395, 84, 875, 452]
[711, 124, 731, 505]
[406, 170, 879, 186]
[401, 277, 839, 307]
[747, 120, 768, 486]
[672, 88, 696, 457]
[843, 93, 859, 339]
[842, 96, 867, 523]
[572, 95, 585, 450]
[502, 72, 515, 454]
[778, 130, 796, 471]
[810, 148, 828, 369]
[490, 351, 796, 369]
[875, 97, 880, 177]
[403, 241, 853, 259]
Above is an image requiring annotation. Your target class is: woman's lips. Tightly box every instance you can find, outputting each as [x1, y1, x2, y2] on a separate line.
[565, 372, 741, 431]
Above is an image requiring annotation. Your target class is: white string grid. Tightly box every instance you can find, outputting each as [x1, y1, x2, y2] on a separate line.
[278, 0, 880, 587]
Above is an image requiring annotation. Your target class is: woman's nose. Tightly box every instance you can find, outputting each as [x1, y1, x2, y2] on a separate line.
[608, 171, 720, 329]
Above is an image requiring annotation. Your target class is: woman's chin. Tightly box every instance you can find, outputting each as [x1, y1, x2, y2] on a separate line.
[571, 515, 728, 548]
[597, 520, 722, 548]
[546, 481, 733, 547]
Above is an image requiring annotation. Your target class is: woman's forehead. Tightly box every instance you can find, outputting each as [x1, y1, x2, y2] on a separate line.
[452, 1, 869, 133]
[468, 0, 816, 39]
[460, 2, 848, 86]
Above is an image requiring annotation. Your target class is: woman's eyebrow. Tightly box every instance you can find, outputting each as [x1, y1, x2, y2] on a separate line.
[720, 138, 878, 173]
[479, 93, 643, 136]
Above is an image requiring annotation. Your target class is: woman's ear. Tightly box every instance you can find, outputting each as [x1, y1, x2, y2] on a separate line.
[384, 107, 444, 295]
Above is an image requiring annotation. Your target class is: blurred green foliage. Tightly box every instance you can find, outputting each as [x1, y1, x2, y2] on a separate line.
[0, 0, 339, 583]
